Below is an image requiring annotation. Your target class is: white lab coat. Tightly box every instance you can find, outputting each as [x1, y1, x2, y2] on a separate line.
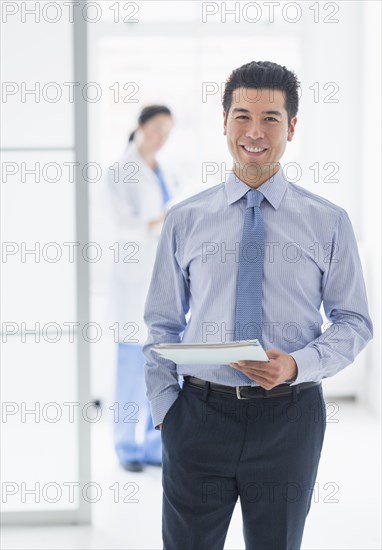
[108, 140, 179, 343]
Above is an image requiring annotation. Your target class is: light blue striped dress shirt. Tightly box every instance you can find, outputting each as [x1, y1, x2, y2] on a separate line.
[143, 168, 373, 428]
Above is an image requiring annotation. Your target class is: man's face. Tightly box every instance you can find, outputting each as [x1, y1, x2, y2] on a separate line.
[223, 87, 297, 187]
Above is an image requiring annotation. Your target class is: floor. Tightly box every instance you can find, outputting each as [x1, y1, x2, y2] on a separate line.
[2, 398, 381, 550]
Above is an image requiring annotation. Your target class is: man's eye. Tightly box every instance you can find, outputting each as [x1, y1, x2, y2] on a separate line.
[265, 117, 278, 122]
[236, 116, 248, 120]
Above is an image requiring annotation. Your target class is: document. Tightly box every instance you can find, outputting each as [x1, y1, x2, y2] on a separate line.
[153, 339, 269, 364]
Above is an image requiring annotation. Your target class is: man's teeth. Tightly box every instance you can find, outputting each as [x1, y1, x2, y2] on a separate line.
[243, 146, 266, 153]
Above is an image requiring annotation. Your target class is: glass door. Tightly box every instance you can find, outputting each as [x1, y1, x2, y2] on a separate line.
[1, 1, 91, 524]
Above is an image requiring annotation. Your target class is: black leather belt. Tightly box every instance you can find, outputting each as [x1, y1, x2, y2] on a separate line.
[184, 376, 321, 399]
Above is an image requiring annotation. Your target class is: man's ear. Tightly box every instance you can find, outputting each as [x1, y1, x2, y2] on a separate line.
[223, 111, 227, 135]
[287, 116, 297, 142]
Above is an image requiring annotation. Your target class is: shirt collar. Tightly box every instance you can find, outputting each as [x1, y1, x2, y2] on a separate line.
[224, 167, 288, 210]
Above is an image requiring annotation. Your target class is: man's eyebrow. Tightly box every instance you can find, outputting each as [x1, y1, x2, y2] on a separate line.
[262, 110, 283, 117]
[231, 108, 251, 114]
[231, 108, 283, 117]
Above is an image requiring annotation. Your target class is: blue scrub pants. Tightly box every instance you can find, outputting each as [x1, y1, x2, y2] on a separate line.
[114, 342, 162, 465]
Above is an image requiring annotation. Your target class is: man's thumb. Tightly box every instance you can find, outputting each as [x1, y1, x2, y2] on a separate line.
[266, 348, 280, 360]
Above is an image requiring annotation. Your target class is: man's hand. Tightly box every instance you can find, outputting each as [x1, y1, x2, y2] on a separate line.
[229, 349, 298, 390]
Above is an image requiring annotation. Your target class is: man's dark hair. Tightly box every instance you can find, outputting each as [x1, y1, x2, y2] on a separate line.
[222, 61, 300, 124]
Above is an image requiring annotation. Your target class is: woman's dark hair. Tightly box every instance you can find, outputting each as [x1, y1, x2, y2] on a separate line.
[222, 61, 300, 124]
[128, 105, 172, 143]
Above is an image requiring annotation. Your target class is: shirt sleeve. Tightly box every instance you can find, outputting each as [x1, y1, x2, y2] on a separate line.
[289, 210, 373, 385]
[143, 208, 190, 428]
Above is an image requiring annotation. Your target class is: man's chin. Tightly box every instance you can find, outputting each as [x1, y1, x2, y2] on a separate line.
[236, 162, 266, 185]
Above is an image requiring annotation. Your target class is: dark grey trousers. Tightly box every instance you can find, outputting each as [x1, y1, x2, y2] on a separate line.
[161, 380, 326, 550]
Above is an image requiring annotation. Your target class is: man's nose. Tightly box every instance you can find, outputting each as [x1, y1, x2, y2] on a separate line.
[246, 121, 264, 140]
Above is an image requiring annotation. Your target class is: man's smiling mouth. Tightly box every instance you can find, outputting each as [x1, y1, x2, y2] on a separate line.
[241, 145, 268, 154]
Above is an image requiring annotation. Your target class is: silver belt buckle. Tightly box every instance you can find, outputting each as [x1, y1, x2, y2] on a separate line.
[236, 386, 250, 400]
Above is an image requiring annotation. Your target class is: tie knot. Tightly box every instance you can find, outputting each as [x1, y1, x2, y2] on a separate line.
[246, 188, 264, 209]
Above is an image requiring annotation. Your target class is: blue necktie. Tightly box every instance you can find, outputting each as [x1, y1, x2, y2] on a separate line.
[234, 188, 265, 344]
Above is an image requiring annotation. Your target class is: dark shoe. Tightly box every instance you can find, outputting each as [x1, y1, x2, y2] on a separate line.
[121, 461, 144, 472]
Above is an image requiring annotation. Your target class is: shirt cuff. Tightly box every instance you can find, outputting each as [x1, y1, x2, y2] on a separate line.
[287, 347, 321, 385]
[149, 391, 180, 430]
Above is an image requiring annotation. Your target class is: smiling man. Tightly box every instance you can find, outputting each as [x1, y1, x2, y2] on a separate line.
[224, 86, 296, 188]
[143, 61, 373, 550]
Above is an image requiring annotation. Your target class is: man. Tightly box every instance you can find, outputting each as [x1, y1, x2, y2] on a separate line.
[143, 61, 373, 550]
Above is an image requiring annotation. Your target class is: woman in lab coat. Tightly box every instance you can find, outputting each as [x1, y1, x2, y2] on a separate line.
[108, 105, 178, 472]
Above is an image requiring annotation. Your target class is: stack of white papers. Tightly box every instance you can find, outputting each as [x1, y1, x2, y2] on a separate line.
[153, 339, 269, 364]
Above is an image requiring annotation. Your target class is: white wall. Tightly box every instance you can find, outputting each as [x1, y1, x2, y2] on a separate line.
[360, 0, 381, 416]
